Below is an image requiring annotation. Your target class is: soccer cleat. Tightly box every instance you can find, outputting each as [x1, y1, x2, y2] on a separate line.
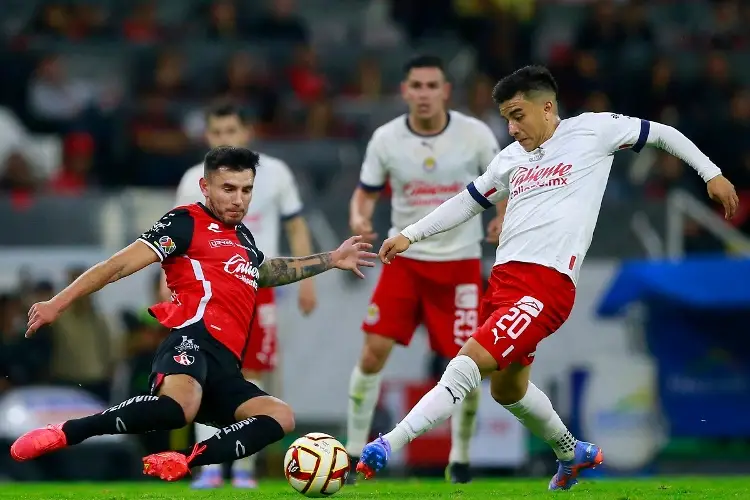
[190, 466, 224, 489]
[143, 443, 207, 482]
[346, 456, 359, 485]
[446, 462, 472, 484]
[548, 441, 604, 491]
[231, 470, 258, 489]
[10, 424, 68, 461]
[356, 435, 391, 480]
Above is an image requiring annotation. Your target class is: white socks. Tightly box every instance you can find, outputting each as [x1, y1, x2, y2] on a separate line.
[195, 379, 263, 476]
[384, 355, 481, 454]
[502, 382, 576, 461]
[346, 365, 383, 457]
[449, 387, 480, 464]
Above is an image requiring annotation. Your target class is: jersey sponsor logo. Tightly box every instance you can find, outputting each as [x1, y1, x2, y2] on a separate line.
[209, 239, 235, 249]
[158, 235, 176, 255]
[223, 253, 260, 289]
[173, 351, 195, 366]
[174, 336, 199, 351]
[403, 180, 463, 207]
[509, 162, 572, 198]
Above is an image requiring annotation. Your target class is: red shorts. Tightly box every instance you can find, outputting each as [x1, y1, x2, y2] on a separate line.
[473, 261, 575, 370]
[242, 287, 277, 372]
[362, 256, 483, 358]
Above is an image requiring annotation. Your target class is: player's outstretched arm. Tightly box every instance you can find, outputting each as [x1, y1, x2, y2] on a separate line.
[25, 241, 160, 337]
[257, 236, 378, 287]
[378, 187, 498, 263]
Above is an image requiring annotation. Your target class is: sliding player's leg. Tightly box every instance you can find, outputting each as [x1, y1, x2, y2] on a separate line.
[10, 330, 207, 462]
[143, 372, 294, 482]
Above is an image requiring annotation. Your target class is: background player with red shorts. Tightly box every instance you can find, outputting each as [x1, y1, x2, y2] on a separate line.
[346, 55, 503, 484]
[168, 102, 316, 489]
[356, 65, 739, 490]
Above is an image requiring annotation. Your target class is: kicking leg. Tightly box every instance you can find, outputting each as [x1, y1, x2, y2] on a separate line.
[357, 338, 497, 479]
[230, 370, 266, 489]
[490, 364, 602, 490]
[11, 374, 199, 462]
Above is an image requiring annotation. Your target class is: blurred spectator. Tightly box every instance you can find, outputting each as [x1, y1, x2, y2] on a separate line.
[305, 98, 357, 139]
[575, 0, 623, 54]
[705, 0, 744, 50]
[123, 0, 163, 43]
[462, 74, 510, 146]
[690, 51, 736, 121]
[0, 152, 39, 205]
[50, 267, 119, 403]
[0, 287, 53, 391]
[217, 52, 276, 106]
[49, 132, 96, 195]
[206, 0, 243, 40]
[251, 0, 309, 43]
[630, 57, 688, 125]
[28, 3, 76, 39]
[287, 45, 327, 104]
[391, 0, 452, 42]
[343, 58, 384, 99]
[28, 55, 94, 128]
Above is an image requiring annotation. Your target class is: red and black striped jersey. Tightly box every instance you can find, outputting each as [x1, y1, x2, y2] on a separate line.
[138, 202, 265, 360]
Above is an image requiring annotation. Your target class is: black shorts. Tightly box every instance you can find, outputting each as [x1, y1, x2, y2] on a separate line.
[148, 322, 267, 427]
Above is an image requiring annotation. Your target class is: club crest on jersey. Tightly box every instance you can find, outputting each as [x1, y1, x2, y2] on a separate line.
[158, 236, 176, 255]
[173, 352, 194, 366]
[528, 148, 545, 162]
[422, 156, 437, 171]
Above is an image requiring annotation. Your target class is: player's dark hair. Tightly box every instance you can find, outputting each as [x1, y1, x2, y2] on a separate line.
[204, 146, 259, 175]
[205, 99, 247, 124]
[403, 54, 445, 78]
[491, 65, 559, 104]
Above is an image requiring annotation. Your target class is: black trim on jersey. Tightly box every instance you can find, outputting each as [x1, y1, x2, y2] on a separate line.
[138, 208, 194, 261]
[234, 224, 265, 363]
[358, 181, 385, 193]
[281, 208, 305, 222]
[404, 111, 451, 138]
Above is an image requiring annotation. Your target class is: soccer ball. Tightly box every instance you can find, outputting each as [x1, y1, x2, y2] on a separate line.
[284, 432, 350, 497]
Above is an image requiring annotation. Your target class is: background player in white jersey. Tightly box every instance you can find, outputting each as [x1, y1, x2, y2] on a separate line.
[356, 66, 739, 490]
[346, 55, 504, 484]
[168, 101, 317, 489]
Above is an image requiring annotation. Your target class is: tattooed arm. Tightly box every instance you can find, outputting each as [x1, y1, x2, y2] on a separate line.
[256, 236, 377, 287]
[257, 253, 335, 287]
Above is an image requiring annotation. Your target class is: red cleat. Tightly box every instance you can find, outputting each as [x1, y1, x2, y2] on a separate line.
[142, 443, 207, 482]
[10, 424, 68, 461]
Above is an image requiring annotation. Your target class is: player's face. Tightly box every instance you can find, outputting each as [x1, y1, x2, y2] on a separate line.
[205, 115, 251, 148]
[200, 167, 254, 226]
[500, 92, 555, 152]
[401, 67, 450, 120]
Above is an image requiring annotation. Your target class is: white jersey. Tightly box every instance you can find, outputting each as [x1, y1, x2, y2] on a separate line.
[176, 153, 303, 257]
[470, 112, 655, 284]
[360, 110, 500, 261]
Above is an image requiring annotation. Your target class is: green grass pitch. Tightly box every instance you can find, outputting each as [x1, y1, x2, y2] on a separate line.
[2, 477, 749, 499]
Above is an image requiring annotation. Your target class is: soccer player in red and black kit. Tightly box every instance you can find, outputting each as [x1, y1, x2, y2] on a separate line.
[11, 146, 377, 482]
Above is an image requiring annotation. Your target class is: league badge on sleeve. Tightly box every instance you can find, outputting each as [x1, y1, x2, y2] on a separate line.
[158, 235, 177, 255]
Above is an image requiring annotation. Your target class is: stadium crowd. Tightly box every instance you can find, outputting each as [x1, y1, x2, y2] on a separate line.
[0, 0, 749, 398]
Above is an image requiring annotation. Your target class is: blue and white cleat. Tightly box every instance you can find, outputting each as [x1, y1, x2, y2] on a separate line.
[548, 441, 603, 491]
[355, 435, 391, 480]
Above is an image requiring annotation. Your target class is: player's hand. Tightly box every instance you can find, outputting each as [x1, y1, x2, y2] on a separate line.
[379, 234, 410, 264]
[707, 175, 739, 220]
[485, 216, 503, 243]
[298, 279, 317, 315]
[332, 235, 378, 279]
[350, 216, 378, 243]
[26, 300, 62, 337]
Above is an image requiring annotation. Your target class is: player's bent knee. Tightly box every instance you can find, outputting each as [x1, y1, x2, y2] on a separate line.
[235, 396, 296, 434]
[489, 365, 530, 405]
[359, 334, 395, 374]
[157, 374, 203, 424]
[457, 338, 498, 377]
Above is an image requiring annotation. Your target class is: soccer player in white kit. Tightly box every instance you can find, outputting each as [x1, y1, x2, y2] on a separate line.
[346, 55, 504, 484]
[356, 65, 739, 490]
[169, 102, 317, 489]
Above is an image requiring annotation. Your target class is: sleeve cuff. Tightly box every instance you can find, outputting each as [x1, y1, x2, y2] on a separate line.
[137, 238, 165, 262]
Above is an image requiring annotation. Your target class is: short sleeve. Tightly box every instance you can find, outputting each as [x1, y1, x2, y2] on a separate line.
[137, 208, 194, 262]
[175, 166, 203, 207]
[274, 160, 304, 220]
[466, 153, 510, 209]
[591, 112, 651, 154]
[359, 131, 387, 192]
[476, 123, 501, 173]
